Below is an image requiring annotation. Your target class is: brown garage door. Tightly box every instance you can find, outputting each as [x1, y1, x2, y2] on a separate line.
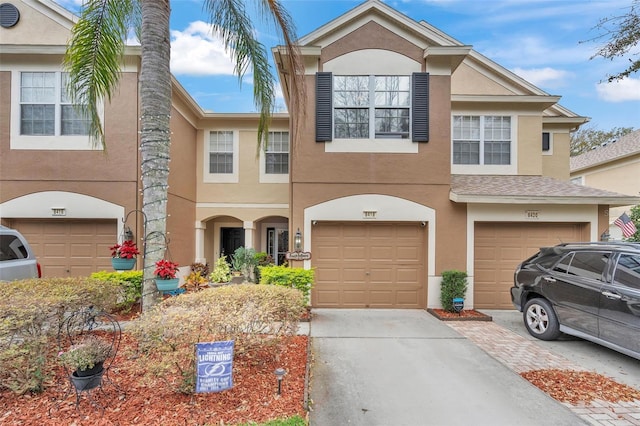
[11, 219, 117, 278]
[311, 222, 426, 308]
[474, 222, 588, 309]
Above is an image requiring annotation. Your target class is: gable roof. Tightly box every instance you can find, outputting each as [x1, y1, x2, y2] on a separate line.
[570, 130, 640, 173]
[450, 175, 640, 206]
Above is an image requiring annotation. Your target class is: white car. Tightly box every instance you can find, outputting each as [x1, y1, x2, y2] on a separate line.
[0, 225, 41, 281]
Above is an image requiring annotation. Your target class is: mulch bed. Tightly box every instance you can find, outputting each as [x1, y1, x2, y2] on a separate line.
[1, 333, 309, 425]
[427, 308, 492, 321]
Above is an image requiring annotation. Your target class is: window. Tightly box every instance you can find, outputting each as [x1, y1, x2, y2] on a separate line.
[20, 72, 89, 136]
[265, 132, 289, 174]
[453, 115, 511, 165]
[614, 254, 640, 290]
[209, 131, 234, 174]
[333, 75, 410, 139]
[553, 251, 610, 281]
[542, 132, 550, 151]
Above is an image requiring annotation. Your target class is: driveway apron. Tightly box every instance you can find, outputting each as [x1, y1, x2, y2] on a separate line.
[308, 309, 584, 426]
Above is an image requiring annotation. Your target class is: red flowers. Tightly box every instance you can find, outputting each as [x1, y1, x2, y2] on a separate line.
[110, 240, 140, 259]
[155, 259, 179, 279]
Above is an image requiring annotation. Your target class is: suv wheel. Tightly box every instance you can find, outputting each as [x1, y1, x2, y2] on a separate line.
[523, 298, 561, 341]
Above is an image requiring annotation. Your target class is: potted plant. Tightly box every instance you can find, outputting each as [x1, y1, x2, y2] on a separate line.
[208, 255, 232, 285]
[231, 247, 258, 282]
[154, 259, 180, 291]
[110, 240, 140, 271]
[59, 335, 112, 378]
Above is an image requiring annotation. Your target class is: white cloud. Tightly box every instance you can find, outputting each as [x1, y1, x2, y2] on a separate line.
[511, 67, 571, 89]
[596, 78, 640, 102]
[170, 21, 236, 76]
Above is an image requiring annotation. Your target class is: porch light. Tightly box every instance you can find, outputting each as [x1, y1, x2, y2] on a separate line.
[294, 228, 302, 252]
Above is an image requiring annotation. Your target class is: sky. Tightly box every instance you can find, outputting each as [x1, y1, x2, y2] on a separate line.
[54, 0, 640, 131]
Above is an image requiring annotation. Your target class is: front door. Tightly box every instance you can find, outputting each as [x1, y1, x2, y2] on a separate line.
[220, 228, 244, 260]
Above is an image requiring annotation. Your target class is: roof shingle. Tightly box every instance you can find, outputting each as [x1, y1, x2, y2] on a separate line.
[570, 130, 640, 172]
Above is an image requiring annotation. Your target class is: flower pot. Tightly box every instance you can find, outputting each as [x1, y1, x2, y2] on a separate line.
[111, 257, 136, 271]
[70, 369, 104, 392]
[155, 277, 179, 291]
[75, 361, 104, 377]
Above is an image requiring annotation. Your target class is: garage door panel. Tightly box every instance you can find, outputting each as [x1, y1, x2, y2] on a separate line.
[316, 290, 340, 306]
[312, 222, 426, 308]
[370, 246, 393, 260]
[474, 222, 586, 309]
[11, 219, 117, 278]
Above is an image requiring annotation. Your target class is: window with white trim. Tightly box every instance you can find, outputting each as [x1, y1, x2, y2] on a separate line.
[209, 131, 234, 174]
[265, 131, 289, 174]
[20, 72, 89, 136]
[334, 75, 410, 139]
[453, 115, 511, 165]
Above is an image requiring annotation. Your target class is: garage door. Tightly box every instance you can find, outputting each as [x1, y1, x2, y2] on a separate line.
[474, 222, 588, 309]
[11, 219, 117, 278]
[311, 222, 426, 308]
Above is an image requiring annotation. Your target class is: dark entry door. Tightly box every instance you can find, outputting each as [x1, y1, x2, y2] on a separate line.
[221, 228, 244, 259]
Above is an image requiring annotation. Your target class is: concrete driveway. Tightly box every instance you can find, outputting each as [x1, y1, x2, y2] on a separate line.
[308, 309, 584, 426]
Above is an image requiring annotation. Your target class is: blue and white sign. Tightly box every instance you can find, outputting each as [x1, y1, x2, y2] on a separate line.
[195, 340, 234, 393]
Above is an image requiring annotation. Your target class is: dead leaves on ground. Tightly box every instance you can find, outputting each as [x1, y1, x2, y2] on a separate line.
[521, 369, 640, 405]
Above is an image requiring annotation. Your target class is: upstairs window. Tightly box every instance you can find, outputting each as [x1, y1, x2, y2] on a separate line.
[453, 115, 511, 165]
[20, 72, 89, 136]
[209, 131, 234, 174]
[265, 131, 289, 174]
[334, 75, 410, 139]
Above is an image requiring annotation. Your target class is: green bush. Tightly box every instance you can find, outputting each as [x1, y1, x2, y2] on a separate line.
[258, 265, 314, 301]
[0, 277, 121, 394]
[129, 284, 305, 394]
[440, 270, 468, 312]
[91, 270, 143, 312]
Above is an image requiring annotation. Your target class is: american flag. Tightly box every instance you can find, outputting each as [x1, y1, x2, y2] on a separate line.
[614, 212, 637, 238]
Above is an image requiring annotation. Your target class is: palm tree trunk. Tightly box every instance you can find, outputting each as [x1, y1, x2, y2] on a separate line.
[140, 0, 172, 311]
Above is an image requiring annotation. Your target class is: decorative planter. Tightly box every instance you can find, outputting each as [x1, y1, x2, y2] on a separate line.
[111, 257, 136, 271]
[70, 368, 104, 392]
[155, 277, 179, 291]
[75, 361, 104, 377]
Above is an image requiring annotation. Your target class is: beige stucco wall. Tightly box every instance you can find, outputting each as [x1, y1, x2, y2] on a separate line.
[0, 0, 73, 46]
[542, 128, 572, 180]
[517, 115, 543, 175]
[451, 62, 516, 96]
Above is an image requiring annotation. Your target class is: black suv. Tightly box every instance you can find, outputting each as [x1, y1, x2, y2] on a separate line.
[511, 242, 640, 360]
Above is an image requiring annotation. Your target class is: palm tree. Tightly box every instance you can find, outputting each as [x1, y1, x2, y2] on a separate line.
[64, 0, 304, 310]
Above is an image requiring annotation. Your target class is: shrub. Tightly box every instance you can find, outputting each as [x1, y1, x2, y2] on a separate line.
[440, 270, 468, 312]
[231, 247, 258, 279]
[129, 284, 305, 394]
[0, 277, 120, 394]
[91, 270, 143, 312]
[258, 265, 314, 301]
[209, 255, 231, 283]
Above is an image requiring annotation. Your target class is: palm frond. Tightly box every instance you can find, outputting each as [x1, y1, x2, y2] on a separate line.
[63, 0, 135, 148]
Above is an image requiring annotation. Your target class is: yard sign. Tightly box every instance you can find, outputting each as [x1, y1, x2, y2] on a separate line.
[195, 340, 234, 393]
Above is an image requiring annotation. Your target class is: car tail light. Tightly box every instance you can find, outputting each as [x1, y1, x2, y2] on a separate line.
[36, 263, 42, 278]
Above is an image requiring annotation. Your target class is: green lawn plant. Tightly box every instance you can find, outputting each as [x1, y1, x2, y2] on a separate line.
[258, 265, 314, 301]
[91, 270, 143, 313]
[129, 284, 306, 394]
[440, 270, 468, 313]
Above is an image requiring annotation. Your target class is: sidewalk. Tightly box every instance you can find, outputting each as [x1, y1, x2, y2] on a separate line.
[446, 320, 640, 426]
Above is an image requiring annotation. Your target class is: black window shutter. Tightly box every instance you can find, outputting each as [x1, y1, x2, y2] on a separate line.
[316, 72, 333, 142]
[412, 72, 429, 142]
[542, 132, 550, 151]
